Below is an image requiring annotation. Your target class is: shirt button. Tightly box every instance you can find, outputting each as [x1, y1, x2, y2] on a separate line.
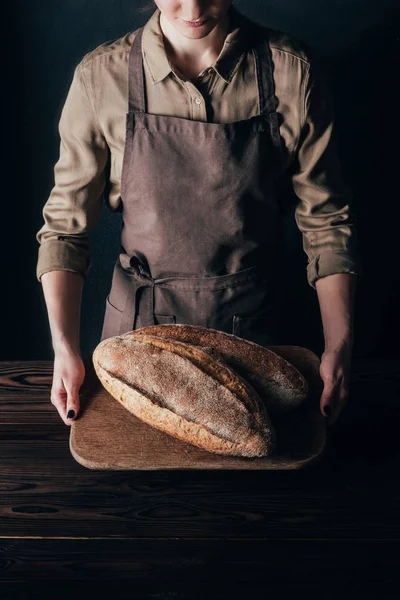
[195, 97, 202, 105]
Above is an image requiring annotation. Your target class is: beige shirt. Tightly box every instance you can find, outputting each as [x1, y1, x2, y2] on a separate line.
[35, 5, 362, 289]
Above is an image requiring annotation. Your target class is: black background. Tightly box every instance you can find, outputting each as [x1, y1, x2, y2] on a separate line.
[3, 0, 398, 361]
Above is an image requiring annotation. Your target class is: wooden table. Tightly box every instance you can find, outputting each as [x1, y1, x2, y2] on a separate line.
[0, 356, 399, 599]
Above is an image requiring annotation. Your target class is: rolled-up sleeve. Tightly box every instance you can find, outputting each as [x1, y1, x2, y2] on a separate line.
[291, 54, 362, 289]
[36, 61, 108, 282]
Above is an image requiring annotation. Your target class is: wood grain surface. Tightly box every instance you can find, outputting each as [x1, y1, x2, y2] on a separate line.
[0, 355, 399, 596]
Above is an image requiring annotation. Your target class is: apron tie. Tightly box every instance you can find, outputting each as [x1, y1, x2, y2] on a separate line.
[118, 252, 157, 332]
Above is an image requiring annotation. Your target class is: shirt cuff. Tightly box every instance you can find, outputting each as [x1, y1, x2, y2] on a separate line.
[307, 251, 363, 290]
[36, 240, 90, 282]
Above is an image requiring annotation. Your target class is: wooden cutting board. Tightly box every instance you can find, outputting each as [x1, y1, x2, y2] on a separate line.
[70, 345, 326, 470]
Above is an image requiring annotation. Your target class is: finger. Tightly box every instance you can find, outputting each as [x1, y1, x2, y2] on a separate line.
[65, 384, 80, 423]
[320, 378, 338, 418]
[327, 383, 349, 426]
[50, 389, 70, 426]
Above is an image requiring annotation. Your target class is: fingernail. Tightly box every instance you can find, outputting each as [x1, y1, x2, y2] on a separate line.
[323, 405, 331, 417]
[67, 409, 75, 419]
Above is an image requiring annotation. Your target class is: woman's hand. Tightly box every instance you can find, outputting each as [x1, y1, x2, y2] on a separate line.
[50, 348, 85, 426]
[319, 342, 352, 426]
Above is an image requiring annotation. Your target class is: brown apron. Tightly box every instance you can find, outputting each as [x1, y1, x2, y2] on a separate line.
[100, 21, 288, 347]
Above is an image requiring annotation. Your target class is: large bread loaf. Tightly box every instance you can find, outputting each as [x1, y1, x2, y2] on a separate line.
[92, 333, 276, 458]
[131, 324, 308, 414]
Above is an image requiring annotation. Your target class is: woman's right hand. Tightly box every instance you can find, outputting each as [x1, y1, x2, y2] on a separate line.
[50, 349, 86, 426]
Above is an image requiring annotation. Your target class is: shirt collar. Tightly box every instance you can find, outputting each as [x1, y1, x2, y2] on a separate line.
[141, 4, 252, 85]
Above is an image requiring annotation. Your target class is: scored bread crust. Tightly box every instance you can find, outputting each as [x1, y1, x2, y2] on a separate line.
[129, 324, 308, 414]
[92, 334, 276, 458]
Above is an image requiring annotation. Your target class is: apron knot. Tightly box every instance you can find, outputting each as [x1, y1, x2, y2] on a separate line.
[118, 252, 156, 331]
[119, 252, 153, 282]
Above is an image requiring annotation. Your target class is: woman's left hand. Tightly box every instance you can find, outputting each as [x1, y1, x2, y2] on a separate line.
[319, 342, 352, 425]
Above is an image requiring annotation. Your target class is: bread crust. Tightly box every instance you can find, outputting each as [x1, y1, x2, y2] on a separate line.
[130, 324, 308, 414]
[93, 334, 276, 458]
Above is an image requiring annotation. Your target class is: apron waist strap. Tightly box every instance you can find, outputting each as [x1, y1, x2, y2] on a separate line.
[117, 251, 273, 333]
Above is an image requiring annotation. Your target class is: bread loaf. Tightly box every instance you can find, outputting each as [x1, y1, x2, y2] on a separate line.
[131, 324, 308, 414]
[92, 333, 276, 458]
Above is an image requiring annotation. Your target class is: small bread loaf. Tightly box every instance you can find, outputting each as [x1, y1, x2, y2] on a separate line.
[131, 324, 308, 414]
[92, 333, 276, 458]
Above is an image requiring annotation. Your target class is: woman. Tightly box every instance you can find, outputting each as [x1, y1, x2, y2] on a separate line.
[37, 1, 361, 428]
